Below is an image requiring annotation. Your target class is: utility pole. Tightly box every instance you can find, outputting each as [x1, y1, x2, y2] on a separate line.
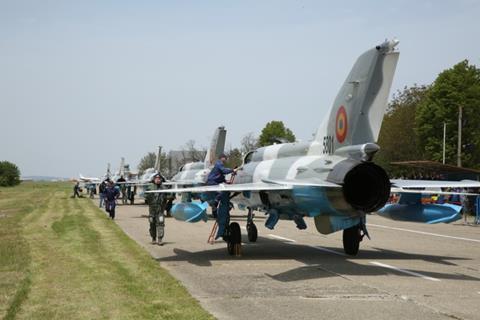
[457, 105, 462, 167]
[442, 122, 446, 165]
[155, 146, 162, 172]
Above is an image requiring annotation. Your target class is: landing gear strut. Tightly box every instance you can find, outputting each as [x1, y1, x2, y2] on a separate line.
[342, 225, 362, 256]
[246, 208, 258, 242]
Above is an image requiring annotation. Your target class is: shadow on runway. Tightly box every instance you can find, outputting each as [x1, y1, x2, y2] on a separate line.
[156, 234, 479, 282]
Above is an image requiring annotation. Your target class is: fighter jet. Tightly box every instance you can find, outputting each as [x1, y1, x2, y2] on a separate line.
[168, 126, 227, 187]
[138, 146, 164, 183]
[111, 157, 138, 182]
[148, 39, 480, 256]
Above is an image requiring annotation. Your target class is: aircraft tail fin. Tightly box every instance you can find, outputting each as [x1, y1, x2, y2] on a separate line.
[205, 126, 227, 167]
[314, 39, 400, 149]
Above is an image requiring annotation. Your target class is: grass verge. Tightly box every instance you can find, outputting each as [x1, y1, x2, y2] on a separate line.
[0, 182, 213, 320]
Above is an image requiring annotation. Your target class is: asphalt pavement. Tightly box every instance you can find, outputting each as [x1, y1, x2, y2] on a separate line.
[104, 200, 480, 320]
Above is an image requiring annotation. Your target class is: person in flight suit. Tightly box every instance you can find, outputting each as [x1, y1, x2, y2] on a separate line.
[145, 173, 167, 245]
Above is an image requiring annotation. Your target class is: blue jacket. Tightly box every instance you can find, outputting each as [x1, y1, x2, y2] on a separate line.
[104, 186, 120, 201]
[207, 160, 233, 185]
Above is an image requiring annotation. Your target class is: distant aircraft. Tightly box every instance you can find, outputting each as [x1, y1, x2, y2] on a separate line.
[111, 157, 137, 183]
[138, 146, 164, 183]
[120, 127, 226, 203]
[148, 39, 480, 256]
[78, 174, 100, 183]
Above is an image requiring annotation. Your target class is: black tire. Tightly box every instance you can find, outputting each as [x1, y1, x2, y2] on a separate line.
[343, 225, 360, 256]
[227, 222, 241, 255]
[247, 223, 258, 242]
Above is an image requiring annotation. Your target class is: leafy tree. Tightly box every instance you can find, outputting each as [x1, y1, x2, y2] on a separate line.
[138, 152, 169, 177]
[0, 161, 21, 187]
[258, 121, 296, 147]
[240, 132, 258, 153]
[180, 140, 206, 164]
[416, 60, 480, 168]
[376, 85, 429, 175]
[225, 148, 243, 169]
[138, 152, 156, 175]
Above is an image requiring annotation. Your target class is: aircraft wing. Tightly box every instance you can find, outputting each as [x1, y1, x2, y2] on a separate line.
[146, 178, 342, 194]
[163, 180, 199, 186]
[263, 178, 341, 188]
[391, 179, 480, 189]
[390, 187, 479, 196]
[146, 182, 294, 193]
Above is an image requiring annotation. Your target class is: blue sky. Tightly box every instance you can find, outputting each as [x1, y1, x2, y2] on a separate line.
[1, 0, 479, 177]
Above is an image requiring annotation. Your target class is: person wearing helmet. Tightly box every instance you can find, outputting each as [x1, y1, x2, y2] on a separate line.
[206, 153, 237, 239]
[145, 173, 167, 244]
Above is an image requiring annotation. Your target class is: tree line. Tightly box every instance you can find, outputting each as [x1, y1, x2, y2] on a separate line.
[376, 60, 480, 175]
[0, 161, 21, 187]
[137, 120, 297, 176]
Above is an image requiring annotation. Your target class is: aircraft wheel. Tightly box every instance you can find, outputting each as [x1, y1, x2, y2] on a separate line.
[247, 223, 258, 242]
[227, 222, 241, 255]
[343, 225, 361, 256]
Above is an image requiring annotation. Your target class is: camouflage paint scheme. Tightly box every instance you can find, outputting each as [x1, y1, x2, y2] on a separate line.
[148, 40, 480, 252]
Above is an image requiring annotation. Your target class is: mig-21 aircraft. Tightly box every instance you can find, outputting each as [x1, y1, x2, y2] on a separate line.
[168, 126, 227, 187]
[148, 39, 480, 256]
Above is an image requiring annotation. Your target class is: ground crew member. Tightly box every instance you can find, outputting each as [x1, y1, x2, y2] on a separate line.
[87, 183, 96, 199]
[206, 154, 237, 239]
[145, 173, 166, 244]
[72, 182, 81, 198]
[127, 185, 137, 205]
[104, 180, 120, 219]
[99, 180, 107, 208]
[116, 176, 128, 204]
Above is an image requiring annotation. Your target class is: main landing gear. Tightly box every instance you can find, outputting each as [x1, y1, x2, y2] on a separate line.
[342, 224, 368, 256]
[223, 208, 258, 255]
[225, 222, 241, 255]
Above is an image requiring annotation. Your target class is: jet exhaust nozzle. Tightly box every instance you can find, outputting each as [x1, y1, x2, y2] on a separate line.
[342, 162, 391, 212]
[328, 160, 391, 213]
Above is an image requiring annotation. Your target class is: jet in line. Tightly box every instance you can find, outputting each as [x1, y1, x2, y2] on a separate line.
[148, 39, 480, 256]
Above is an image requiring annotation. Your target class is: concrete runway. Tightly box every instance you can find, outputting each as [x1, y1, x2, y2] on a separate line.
[108, 201, 480, 320]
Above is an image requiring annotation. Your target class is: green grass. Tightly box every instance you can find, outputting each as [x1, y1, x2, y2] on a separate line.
[0, 182, 213, 320]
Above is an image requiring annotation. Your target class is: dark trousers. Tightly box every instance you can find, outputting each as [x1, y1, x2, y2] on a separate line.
[105, 200, 116, 219]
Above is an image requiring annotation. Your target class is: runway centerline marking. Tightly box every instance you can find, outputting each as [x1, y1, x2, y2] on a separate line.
[370, 261, 441, 282]
[368, 223, 480, 243]
[307, 245, 346, 256]
[267, 234, 345, 256]
[268, 234, 297, 243]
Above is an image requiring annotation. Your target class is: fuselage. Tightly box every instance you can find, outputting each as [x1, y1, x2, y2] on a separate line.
[171, 162, 209, 185]
[230, 141, 354, 221]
